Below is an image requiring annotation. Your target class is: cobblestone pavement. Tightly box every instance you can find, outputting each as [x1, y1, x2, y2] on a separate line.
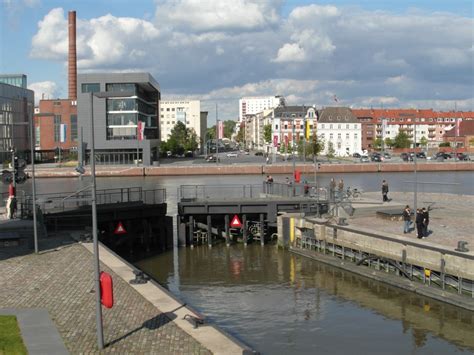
[0, 234, 211, 354]
[349, 192, 474, 250]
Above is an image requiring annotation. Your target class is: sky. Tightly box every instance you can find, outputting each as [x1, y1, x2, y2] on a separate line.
[1, 0, 473, 123]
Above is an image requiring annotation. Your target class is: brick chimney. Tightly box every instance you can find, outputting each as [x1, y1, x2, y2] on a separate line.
[68, 11, 77, 100]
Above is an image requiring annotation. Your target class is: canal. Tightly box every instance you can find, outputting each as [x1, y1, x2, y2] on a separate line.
[4, 171, 474, 353]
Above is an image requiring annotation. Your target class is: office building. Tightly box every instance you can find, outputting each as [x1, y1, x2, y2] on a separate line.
[0, 74, 27, 89]
[77, 72, 161, 166]
[239, 96, 283, 121]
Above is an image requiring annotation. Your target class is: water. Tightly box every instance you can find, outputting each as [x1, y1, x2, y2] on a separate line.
[4, 171, 474, 353]
[137, 244, 474, 354]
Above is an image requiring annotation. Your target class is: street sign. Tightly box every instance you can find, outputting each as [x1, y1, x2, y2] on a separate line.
[230, 215, 242, 228]
[114, 221, 127, 235]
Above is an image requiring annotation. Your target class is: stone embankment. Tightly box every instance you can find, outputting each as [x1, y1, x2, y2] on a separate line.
[29, 161, 474, 178]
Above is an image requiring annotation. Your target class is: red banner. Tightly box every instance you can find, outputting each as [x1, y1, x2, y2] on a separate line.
[137, 121, 145, 141]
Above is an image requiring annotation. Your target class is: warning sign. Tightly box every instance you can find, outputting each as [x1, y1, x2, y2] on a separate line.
[114, 221, 127, 235]
[230, 215, 242, 228]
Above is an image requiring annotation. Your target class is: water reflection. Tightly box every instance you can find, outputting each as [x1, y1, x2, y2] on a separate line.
[138, 244, 473, 354]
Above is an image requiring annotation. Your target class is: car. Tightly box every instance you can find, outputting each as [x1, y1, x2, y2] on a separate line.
[435, 152, 452, 160]
[255, 151, 264, 156]
[226, 152, 238, 157]
[416, 152, 426, 159]
[400, 153, 413, 161]
[205, 155, 219, 162]
[360, 156, 370, 163]
[383, 152, 391, 159]
[184, 151, 194, 158]
[352, 153, 361, 158]
[456, 153, 470, 161]
[371, 155, 383, 162]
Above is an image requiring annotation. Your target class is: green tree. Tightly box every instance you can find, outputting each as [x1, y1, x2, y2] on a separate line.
[310, 135, 324, 160]
[327, 141, 335, 159]
[393, 131, 411, 148]
[263, 124, 272, 144]
[384, 137, 393, 149]
[419, 136, 428, 148]
[373, 138, 383, 150]
[439, 142, 450, 147]
[223, 120, 236, 138]
[235, 123, 244, 143]
[207, 126, 216, 140]
[166, 121, 199, 155]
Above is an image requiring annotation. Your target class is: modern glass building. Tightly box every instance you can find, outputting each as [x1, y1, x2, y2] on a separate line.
[0, 82, 34, 163]
[77, 73, 160, 165]
[0, 74, 27, 89]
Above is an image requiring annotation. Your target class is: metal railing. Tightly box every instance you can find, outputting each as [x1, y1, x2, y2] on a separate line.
[19, 187, 166, 216]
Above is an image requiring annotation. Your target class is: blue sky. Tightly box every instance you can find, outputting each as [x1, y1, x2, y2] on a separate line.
[1, 0, 473, 120]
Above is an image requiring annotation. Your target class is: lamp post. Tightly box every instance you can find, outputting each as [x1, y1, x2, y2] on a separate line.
[89, 91, 104, 349]
[29, 111, 38, 254]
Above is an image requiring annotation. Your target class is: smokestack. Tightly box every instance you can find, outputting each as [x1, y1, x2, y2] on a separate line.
[68, 11, 77, 100]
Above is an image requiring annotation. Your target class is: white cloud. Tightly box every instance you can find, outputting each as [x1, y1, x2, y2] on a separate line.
[30, 8, 68, 60]
[28, 81, 60, 104]
[273, 43, 306, 63]
[154, 0, 280, 32]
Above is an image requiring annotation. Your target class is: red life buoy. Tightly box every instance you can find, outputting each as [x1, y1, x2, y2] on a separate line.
[100, 272, 114, 308]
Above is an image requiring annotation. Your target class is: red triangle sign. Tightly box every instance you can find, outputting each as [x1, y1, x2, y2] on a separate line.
[230, 215, 242, 228]
[114, 221, 127, 235]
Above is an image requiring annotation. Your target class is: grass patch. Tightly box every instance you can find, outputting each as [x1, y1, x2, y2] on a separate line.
[0, 316, 27, 355]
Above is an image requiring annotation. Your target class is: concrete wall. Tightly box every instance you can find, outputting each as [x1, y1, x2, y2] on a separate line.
[281, 215, 474, 281]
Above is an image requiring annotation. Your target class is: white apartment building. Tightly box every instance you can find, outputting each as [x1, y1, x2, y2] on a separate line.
[317, 107, 362, 156]
[239, 96, 284, 122]
[159, 100, 207, 150]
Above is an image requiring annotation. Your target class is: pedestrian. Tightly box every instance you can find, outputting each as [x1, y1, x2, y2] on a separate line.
[337, 178, 344, 198]
[329, 178, 336, 201]
[422, 207, 430, 237]
[382, 180, 389, 202]
[402, 205, 411, 234]
[415, 209, 425, 239]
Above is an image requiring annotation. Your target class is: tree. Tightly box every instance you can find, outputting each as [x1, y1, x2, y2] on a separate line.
[308, 135, 324, 161]
[393, 131, 411, 149]
[166, 121, 199, 155]
[263, 124, 272, 144]
[384, 137, 393, 149]
[327, 141, 335, 159]
[223, 120, 236, 139]
[373, 138, 383, 150]
[419, 136, 428, 148]
[235, 123, 244, 143]
[439, 142, 450, 147]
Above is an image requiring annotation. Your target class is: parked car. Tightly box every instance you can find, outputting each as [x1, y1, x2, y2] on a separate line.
[352, 152, 361, 158]
[416, 152, 426, 159]
[435, 152, 452, 160]
[226, 152, 238, 157]
[371, 155, 383, 162]
[400, 153, 413, 161]
[456, 153, 470, 161]
[360, 156, 370, 163]
[205, 155, 219, 162]
[383, 152, 391, 159]
[255, 151, 264, 156]
[184, 151, 194, 158]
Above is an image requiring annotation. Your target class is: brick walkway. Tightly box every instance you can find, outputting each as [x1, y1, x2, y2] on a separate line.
[0, 235, 211, 354]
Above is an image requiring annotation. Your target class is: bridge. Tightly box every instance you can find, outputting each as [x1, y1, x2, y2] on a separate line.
[177, 182, 332, 247]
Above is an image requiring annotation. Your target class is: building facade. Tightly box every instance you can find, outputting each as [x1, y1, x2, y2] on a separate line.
[239, 96, 283, 122]
[317, 107, 361, 156]
[77, 73, 160, 166]
[0, 74, 27, 89]
[443, 120, 474, 153]
[0, 82, 34, 163]
[34, 99, 78, 151]
[159, 100, 207, 151]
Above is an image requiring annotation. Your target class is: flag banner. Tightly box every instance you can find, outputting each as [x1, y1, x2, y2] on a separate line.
[137, 121, 145, 141]
[217, 121, 224, 139]
[60, 124, 67, 143]
[455, 118, 461, 137]
[273, 135, 278, 147]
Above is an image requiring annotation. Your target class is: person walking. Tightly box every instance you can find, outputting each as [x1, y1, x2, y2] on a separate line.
[422, 207, 430, 237]
[382, 180, 389, 202]
[415, 209, 425, 239]
[403, 205, 411, 234]
[337, 178, 344, 198]
[329, 178, 336, 201]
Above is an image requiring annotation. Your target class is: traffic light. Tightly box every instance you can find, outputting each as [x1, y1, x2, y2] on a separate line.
[13, 156, 27, 184]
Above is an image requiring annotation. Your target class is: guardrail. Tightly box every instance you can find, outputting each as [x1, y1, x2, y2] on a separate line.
[17, 187, 166, 217]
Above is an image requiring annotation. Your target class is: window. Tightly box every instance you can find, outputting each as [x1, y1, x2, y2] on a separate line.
[35, 126, 40, 146]
[346, 133, 350, 139]
[346, 124, 349, 129]
[54, 115, 61, 142]
[70, 114, 78, 142]
[81, 83, 100, 93]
